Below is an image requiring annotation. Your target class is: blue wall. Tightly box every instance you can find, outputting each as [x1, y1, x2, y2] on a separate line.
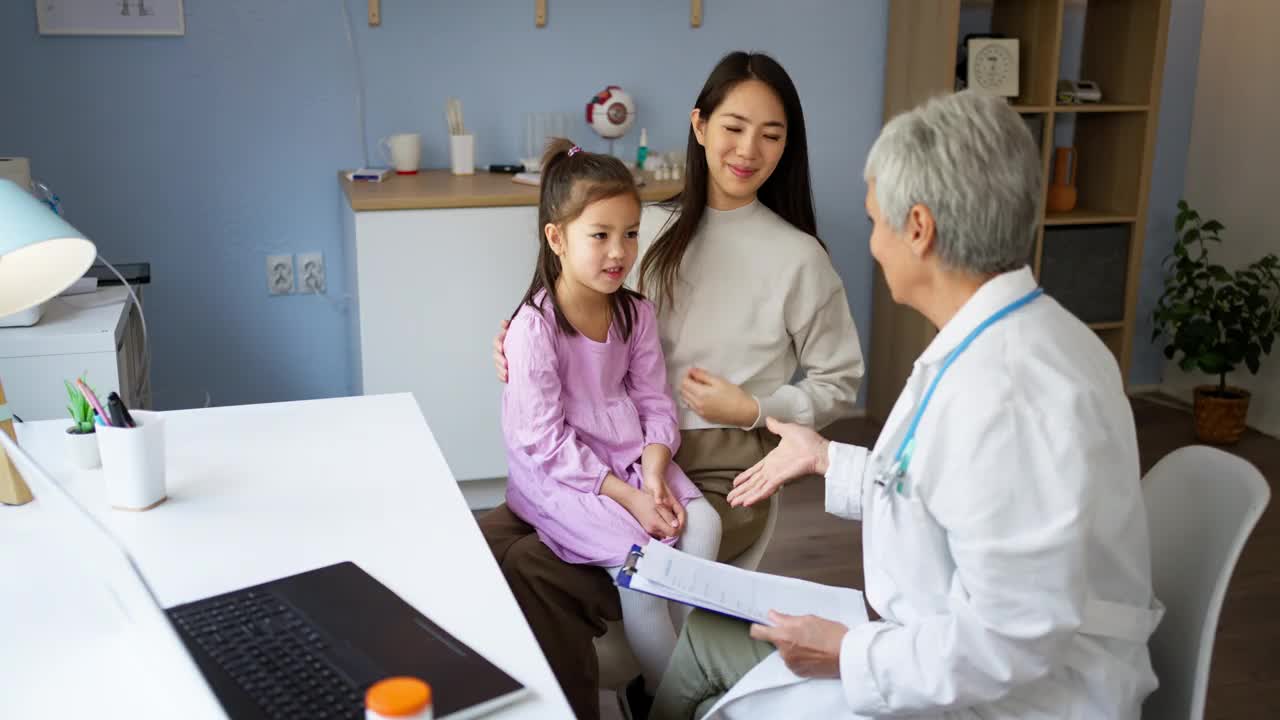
[0, 0, 886, 410]
[1131, 0, 1206, 385]
[0, 0, 1199, 409]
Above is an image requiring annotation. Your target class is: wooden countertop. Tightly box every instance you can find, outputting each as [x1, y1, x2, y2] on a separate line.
[340, 168, 684, 211]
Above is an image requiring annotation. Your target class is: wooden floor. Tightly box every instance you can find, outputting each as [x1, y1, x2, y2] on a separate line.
[755, 395, 1280, 720]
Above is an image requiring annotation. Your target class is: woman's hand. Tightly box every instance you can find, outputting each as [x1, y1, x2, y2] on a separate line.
[493, 319, 510, 383]
[680, 367, 759, 427]
[749, 610, 848, 679]
[727, 418, 829, 508]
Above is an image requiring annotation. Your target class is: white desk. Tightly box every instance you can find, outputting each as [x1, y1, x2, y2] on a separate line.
[0, 393, 572, 719]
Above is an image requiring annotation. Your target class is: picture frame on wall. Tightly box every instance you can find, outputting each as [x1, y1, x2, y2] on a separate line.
[37, 0, 185, 36]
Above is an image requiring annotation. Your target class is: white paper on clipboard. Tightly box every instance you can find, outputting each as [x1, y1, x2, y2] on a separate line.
[615, 540, 869, 628]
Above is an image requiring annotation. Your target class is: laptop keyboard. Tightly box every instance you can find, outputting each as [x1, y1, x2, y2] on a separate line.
[169, 589, 365, 719]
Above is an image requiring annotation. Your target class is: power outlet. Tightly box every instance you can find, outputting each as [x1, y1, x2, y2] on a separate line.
[297, 252, 326, 294]
[267, 254, 294, 295]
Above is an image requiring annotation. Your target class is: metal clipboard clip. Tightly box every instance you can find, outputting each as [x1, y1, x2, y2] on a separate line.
[621, 546, 644, 576]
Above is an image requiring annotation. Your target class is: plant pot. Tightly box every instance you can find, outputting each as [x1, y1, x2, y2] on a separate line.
[1193, 385, 1251, 445]
[65, 427, 101, 469]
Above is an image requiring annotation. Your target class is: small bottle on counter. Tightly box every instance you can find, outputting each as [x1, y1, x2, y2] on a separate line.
[366, 676, 433, 720]
[636, 128, 649, 171]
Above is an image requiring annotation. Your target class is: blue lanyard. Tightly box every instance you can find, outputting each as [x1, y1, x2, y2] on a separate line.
[885, 287, 1044, 489]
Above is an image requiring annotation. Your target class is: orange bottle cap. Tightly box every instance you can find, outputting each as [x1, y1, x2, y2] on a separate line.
[365, 676, 432, 716]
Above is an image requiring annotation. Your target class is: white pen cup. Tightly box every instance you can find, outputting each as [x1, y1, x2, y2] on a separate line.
[380, 133, 422, 174]
[97, 410, 167, 511]
[450, 134, 475, 175]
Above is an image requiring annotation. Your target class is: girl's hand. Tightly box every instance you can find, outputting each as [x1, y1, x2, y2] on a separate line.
[639, 443, 684, 530]
[628, 487, 681, 540]
[642, 471, 686, 534]
[680, 367, 759, 427]
[602, 474, 679, 540]
[494, 320, 509, 383]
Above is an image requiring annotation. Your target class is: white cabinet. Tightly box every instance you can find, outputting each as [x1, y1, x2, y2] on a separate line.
[0, 287, 150, 422]
[344, 202, 671, 506]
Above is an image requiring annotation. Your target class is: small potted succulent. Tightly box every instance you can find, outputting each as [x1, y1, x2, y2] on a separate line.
[1151, 200, 1280, 444]
[64, 376, 101, 469]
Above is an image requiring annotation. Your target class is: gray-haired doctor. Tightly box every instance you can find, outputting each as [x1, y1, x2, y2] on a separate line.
[649, 90, 1165, 720]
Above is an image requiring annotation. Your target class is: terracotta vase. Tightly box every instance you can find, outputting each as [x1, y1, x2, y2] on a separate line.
[1047, 146, 1078, 213]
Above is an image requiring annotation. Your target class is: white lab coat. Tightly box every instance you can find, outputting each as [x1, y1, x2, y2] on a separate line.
[705, 267, 1164, 719]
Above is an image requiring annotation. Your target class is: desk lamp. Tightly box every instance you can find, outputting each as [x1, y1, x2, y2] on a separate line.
[0, 178, 98, 505]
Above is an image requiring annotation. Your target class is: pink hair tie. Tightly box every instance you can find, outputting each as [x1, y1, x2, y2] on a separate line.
[567, 145, 582, 157]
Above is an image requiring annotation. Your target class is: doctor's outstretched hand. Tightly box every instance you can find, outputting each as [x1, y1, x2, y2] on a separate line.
[727, 418, 829, 508]
[750, 610, 847, 679]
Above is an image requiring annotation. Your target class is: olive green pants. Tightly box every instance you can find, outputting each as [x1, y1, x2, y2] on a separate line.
[650, 609, 774, 720]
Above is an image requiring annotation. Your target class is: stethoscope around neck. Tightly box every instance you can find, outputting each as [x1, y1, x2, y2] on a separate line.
[873, 287, 1044, 498]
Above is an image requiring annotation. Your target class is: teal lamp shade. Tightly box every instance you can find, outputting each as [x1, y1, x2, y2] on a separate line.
[0, 178, 97, 317]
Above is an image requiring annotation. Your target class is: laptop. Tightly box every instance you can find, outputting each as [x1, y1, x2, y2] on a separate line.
[1, 432, 532, 720]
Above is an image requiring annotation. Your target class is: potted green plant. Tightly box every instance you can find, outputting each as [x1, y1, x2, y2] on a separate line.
[64, 375, 101, 469]
[1151, 200, 1280, 444]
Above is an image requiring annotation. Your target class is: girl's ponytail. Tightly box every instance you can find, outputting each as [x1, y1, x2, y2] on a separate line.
[540, 136, 578, 178]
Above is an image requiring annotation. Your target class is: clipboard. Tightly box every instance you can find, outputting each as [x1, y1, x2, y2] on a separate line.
[615, 544, 757, 624]
[614, 541, 869, 628]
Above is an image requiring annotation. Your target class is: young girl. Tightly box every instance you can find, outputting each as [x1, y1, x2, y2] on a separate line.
[483, 51, 863, 719]
[500, 137, 722, 701]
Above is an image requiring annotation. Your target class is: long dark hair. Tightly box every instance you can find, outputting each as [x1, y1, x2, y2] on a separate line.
[639, 51, 822, 309]
[511, 137, 645, 340]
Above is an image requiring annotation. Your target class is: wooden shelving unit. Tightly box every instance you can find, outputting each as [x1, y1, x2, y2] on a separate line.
[1044, 210, 1138, 225]
[868, 0, 1172, 423]
[1055, 103, 1150, 113]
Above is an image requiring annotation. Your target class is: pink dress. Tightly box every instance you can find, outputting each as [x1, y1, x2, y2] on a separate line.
[501, 291, 702, 567]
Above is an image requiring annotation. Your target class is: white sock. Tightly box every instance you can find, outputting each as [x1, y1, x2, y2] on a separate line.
[670, 497, 721, 630]
[609, 497, 723, 691]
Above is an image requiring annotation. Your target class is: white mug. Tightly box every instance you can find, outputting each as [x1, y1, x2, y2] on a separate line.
[380, 133, 421, 174]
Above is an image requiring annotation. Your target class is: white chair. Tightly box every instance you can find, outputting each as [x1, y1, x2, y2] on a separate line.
[1142, 446, 1270, 719]
[596, 490, 782, 691]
